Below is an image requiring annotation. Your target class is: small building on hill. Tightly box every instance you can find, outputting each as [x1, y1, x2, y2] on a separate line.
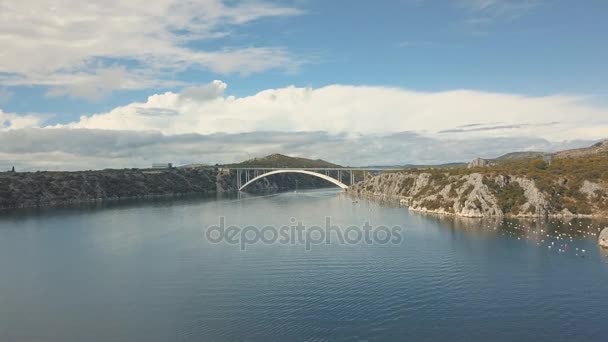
[152, 163, 173, 169]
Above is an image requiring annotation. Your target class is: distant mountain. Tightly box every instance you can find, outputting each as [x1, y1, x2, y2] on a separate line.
[555, 139, 608, 159]
[491, 140, 608, 162]
[226, 154, 341, 168]
[495, 151, 547, 161]
[365, 162, 466, 169]
[226, 139, 608, 171]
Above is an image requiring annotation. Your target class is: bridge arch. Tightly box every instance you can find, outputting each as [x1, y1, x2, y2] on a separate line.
[238, 169, 349, 191]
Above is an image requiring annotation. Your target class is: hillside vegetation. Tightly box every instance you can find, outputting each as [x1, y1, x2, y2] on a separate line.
[226, 154, 341, 168]
[3, 142, 607, 213]
[0, 168, 220, 210]
[351, 141, 608, 217]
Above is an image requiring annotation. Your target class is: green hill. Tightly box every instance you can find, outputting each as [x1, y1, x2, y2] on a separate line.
[226, 154, 341, 168]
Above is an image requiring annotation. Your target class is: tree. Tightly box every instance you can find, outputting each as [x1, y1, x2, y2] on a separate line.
[11, 166, 15, 172]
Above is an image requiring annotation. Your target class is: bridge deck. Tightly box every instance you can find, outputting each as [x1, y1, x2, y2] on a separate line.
[227, 167, 405, 171]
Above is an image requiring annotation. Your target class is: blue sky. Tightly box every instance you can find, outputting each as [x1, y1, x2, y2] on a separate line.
[1, 0, 607, 169]
[3, 0, 608, 119]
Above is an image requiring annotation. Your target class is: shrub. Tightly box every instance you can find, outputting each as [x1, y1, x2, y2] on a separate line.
[493, 183, 526, 214]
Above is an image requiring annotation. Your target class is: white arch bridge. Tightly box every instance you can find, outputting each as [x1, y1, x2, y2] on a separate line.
[233, 168, 402, 192]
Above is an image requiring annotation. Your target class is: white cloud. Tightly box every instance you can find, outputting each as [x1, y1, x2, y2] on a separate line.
[0, 128, 597, 171]
[179, 80, 228, 101]
[0, 110, 45, 130]
[3, 82, 607, 170]
[0, 0, 302, 98]
[65, 81, 608, 142]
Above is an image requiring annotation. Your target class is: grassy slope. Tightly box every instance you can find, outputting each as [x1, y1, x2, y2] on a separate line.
[392, 152, 608, 215]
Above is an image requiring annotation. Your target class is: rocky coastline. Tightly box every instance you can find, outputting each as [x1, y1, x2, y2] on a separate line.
[0, 166, 338, 210]
[0, 168, 229, 210]
[348, 171, 608, 219]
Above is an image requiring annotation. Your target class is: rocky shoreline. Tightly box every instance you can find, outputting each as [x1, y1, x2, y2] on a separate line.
[348, 171, 608, 219]
[0, 166, 336, 210]
[0, 168, 229, 210]
[600, 228, 608, 248]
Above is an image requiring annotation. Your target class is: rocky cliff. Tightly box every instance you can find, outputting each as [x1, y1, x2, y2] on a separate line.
[349, 169, 608, 218]
[350, 140, 608, 218]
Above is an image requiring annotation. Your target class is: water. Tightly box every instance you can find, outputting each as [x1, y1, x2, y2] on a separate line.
[1, 189, 607, 341]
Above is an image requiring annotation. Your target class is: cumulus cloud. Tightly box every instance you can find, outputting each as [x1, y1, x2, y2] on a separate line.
[66, 81, 608, 141]
[0, 0, 302, 98]
[0, 128, 596, 171]
[0, 110, 45, 130]
[3, 81, 607, 170]
[179, 80, 228, 101]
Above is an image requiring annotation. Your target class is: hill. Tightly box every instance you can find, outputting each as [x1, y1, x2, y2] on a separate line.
[555, 140, 608, 159]
[366, 162, 467, 169]
[495, 151, 546, 161]
[490, 140, 608, 162]
[465, 140, 608, 168]
[352, 139, 608, 218]
[0, 168, 220, 210]
[225, 154, 341, 168]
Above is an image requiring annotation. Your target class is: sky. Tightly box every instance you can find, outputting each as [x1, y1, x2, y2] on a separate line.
[1, 0, 607, 170]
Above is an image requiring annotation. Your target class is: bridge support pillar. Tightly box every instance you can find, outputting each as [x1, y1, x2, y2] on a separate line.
[236, 169, 241, 189]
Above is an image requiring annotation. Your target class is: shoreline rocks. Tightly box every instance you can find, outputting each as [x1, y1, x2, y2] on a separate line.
[600, 228, 608, 248]
[349, 171, 608, 218]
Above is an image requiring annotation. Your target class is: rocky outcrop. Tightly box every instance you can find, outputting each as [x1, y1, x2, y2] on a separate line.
[349, 171, 608, 218]
[580, 180, 602, 199]
[467, 158, 495, 169]
[350, 172, 502, 217]
[512, 177, 551, 216]
[600, 228, 608, 249]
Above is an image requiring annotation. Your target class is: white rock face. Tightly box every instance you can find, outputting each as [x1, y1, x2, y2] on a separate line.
[455, 173, 502, 217]
[580, 180, 602, 199]
[514, 177, 550, 217]
[347, 170, 606, 218]
[599, 228, 608, 249]
[467, 158, 494, 169]
[349, 172, 503, 217]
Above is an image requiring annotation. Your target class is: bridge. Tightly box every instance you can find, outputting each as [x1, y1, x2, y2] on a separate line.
[232, 168, 403, 192]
